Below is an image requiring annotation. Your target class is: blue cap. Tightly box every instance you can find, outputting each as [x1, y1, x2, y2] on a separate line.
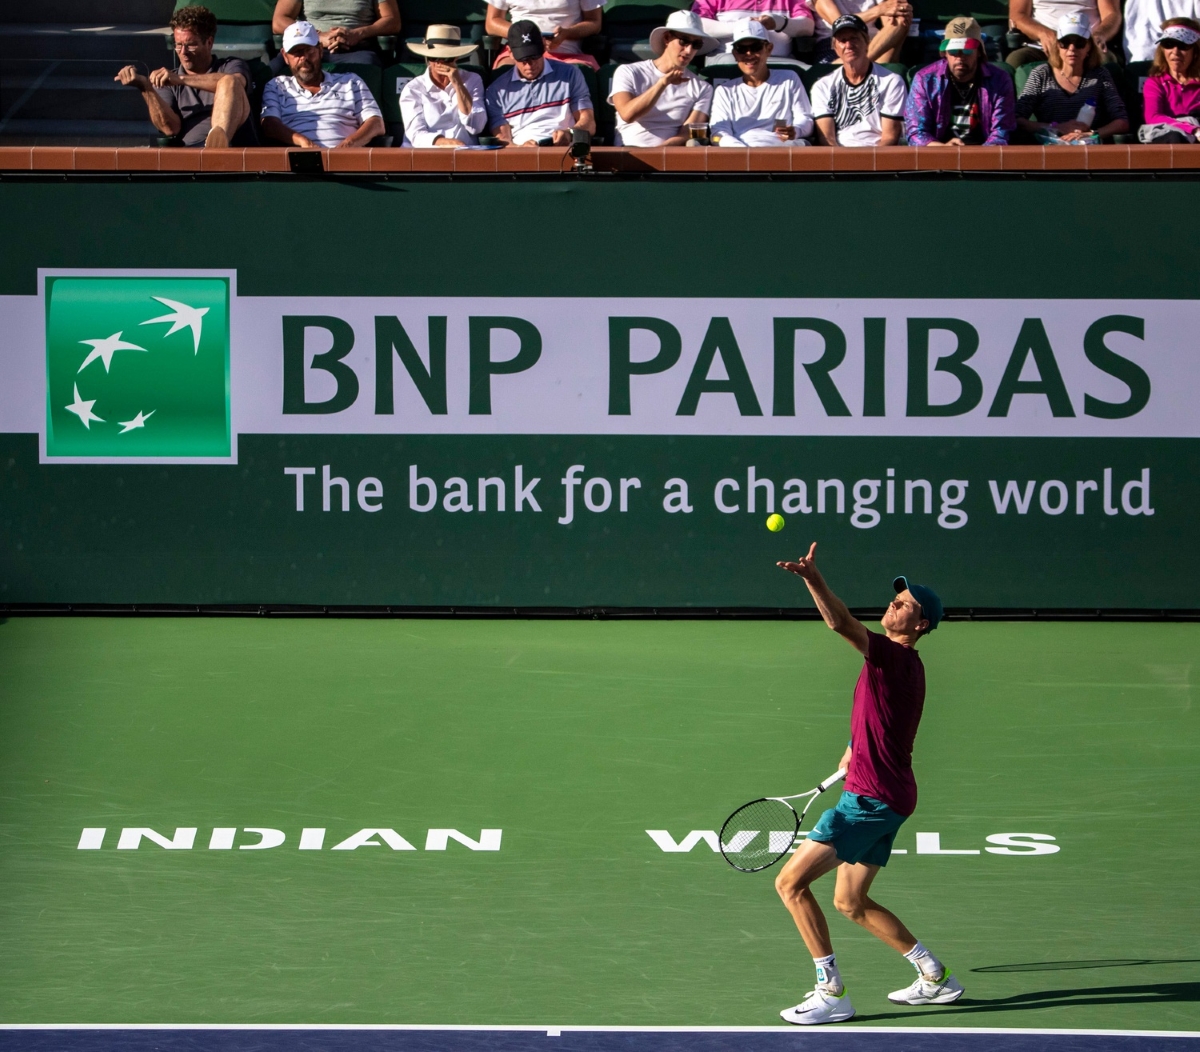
[892, 576, 943, 632]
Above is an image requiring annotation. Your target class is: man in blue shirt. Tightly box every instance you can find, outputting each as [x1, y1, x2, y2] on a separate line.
[485, 21, 595, 145]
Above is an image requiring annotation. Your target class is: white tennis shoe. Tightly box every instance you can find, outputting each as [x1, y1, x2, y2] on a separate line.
[887, 971, 965, 1005]
[780, 985, 855, 1025]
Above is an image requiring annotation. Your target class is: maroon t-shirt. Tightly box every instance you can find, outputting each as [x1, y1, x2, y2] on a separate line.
[844, 631, 926, 816]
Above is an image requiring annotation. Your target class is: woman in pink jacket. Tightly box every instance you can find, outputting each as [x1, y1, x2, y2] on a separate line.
[1140, 18, 1200, 142]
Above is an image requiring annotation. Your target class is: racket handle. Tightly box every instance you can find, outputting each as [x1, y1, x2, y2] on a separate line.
[818, 768, 847, 792]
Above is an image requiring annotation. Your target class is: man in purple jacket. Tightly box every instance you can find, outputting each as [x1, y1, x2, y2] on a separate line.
[904, 16, 1015, 145]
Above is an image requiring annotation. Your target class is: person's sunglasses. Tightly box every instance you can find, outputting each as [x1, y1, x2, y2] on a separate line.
[733, 41, 767, 54]
[669, 33, 704, 49]
[1162, 38, 1195, 48]
[429, 55, 459, 63]
[1058, 35, 1089, 48]
[174, 41, 204, 51]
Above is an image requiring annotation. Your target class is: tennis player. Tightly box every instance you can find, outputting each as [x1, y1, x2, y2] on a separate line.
[772, 541, 963, 1025]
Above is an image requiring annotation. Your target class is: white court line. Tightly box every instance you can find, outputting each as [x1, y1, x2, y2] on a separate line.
[0, 1025, 1197, 1037]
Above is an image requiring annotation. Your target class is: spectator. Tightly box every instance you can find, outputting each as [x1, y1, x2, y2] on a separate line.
[261, 21, 385, 146]
[1007, 0, 1120, 66]
[486, 0, 603, 70]
[711, 20, 814, 144]
[272, 0, 400, 65]
[1015, 12, 1128, 141]
[609, 11, 716, 145]
[1125, 0, 1200, 59]
[904, 16, 1016, 144]
[1138, 18, 1200, 141]
[400, 25, 487, 147]
[810, 0, 911, 63]
[692, 0, 814, 65]
[810, 15, 907, 144]
[485, 21, 596, 145]
[115, 5, 252, 148]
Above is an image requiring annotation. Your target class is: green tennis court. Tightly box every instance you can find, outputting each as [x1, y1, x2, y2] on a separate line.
[0, 615, 1196, 1031]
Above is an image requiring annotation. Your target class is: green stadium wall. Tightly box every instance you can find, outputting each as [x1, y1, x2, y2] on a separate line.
[1, 175, 1198, 610]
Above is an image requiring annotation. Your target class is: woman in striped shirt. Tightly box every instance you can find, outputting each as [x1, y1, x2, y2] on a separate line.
[1015, 11, 1128, 141]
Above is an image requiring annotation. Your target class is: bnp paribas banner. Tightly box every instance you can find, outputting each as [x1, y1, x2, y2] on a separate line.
[0, 269, 1196, 608]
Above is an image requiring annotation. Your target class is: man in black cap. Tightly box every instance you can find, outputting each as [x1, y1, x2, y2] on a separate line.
[484, 20, 595, 145]
[809, 14, 908, 145]
[770, 541, 962, 1025]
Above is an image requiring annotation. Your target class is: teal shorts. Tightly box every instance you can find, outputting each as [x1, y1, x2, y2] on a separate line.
[807, 791, 907, 867]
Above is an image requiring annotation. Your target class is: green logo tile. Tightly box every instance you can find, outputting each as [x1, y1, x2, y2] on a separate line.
[45, 276, 231, 459]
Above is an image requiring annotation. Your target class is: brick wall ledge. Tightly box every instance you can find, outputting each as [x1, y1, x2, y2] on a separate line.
[0, 144, 1197, 174]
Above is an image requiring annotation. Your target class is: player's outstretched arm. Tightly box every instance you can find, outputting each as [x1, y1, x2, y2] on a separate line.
[777, 542, 870, 656]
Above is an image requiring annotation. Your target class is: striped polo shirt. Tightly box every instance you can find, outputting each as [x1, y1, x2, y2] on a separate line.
[261, 71, 382, 147]
[484, 59, 592, 142]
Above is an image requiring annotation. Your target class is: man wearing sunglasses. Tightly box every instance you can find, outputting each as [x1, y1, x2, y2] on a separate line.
[609, 10, 716, 145]
[711, 20, 814, 145]
[904, 16, 1015, 145]
[115, 4, 253, 148]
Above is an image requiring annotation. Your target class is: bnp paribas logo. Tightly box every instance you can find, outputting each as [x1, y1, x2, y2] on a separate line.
[44, 273, 232, 462]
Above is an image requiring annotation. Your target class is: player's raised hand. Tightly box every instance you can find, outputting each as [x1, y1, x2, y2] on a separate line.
[777, 541, 819, 580]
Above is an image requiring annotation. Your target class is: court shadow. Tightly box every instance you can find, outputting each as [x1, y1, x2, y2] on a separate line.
[973, 959, 1200, 973]
[853, 981, 1200, 1022]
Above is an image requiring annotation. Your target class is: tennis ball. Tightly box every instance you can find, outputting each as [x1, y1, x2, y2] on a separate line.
[766, 514, 785, 532]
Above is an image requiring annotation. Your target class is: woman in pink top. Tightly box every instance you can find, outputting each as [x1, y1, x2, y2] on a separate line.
[1140, 17, 1200, 142]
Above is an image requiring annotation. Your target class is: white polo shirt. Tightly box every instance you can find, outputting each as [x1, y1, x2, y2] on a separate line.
[261, 71, 383, 147]
[608, 60, 714, 146]
[711, 69, 815, 145]
[400, 69, 487, 147]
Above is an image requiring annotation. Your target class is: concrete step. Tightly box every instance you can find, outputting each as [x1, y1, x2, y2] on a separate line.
[0, 24, 172, 63]
[0, 0, 174, 23]
[0, 118, 157, 145]
[1, 75, 156, 121]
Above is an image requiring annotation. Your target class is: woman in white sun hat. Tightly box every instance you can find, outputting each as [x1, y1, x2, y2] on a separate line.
[608, 10, 717, 145]
[400, 25, 487, 147]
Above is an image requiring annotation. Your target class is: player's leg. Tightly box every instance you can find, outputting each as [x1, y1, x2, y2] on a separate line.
[774, 839, 855, 1025]
[833, 861, 965, 1005]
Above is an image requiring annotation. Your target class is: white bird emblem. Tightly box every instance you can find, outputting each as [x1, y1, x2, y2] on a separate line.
[140, 296, 209, 354]
[118, 409, 156, 434]
[78, 331, 149, 374]
[65, 383, 105, 429]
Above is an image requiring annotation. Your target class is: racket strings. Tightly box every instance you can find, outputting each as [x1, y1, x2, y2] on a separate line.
[719, 798, 800, 871]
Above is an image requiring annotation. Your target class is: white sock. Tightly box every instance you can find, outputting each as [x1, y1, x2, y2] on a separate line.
[813, 953, 843, 994]
[903, 941, 944, 980]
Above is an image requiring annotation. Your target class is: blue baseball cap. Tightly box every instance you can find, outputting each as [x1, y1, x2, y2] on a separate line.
[892, 576, 943, 632]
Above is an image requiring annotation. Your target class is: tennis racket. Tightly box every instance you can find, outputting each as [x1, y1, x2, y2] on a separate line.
[719, 768, 847, 872]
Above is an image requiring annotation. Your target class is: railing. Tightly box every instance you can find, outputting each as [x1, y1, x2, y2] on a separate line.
[0, 143, 1198, 173]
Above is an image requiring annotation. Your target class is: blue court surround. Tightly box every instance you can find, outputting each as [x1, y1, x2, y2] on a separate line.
[1, 1029, 1198, 1052]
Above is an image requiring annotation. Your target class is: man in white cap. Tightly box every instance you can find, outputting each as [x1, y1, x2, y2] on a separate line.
[261, 21, 384, 147]
[400, 25, 487, 147]
[608, 10, 716, 145]
[691, 0, 815, 65]
[1007, 0, 1120, 66]
[711, 20, 814, 145]
[810, 14, 907, 145]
